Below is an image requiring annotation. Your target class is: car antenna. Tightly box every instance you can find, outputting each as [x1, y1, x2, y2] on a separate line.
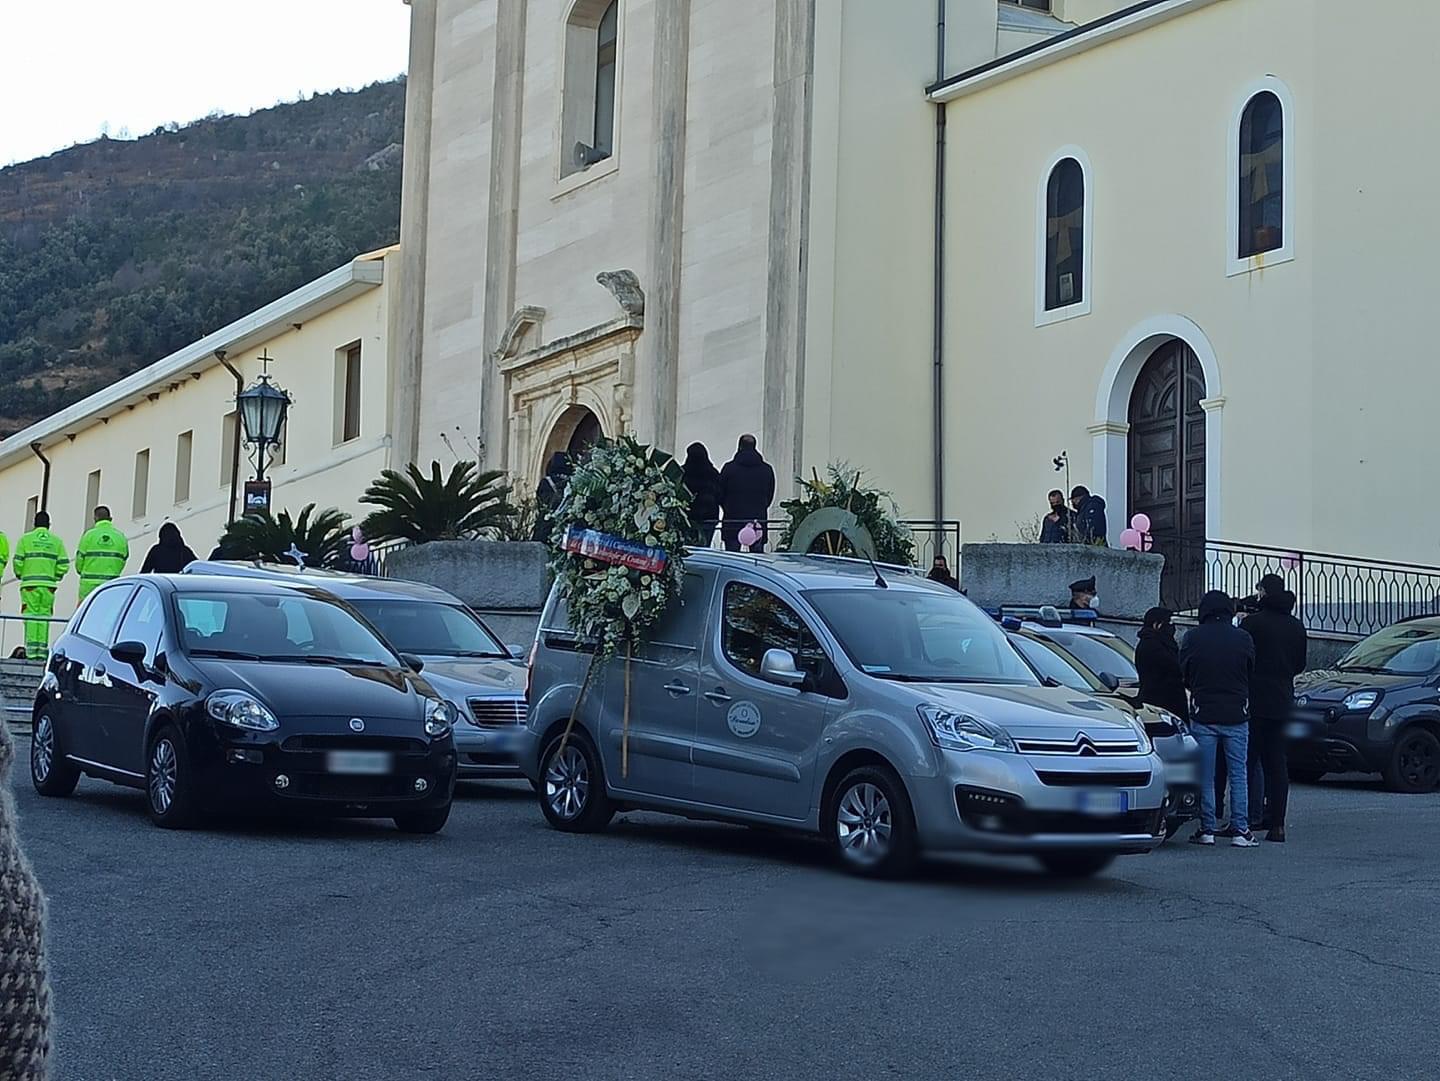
[860, 546, 888, 589]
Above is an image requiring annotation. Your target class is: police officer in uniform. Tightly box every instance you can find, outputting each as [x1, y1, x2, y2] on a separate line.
[13, 512, 70, 660]
[74, 505, 129, 603]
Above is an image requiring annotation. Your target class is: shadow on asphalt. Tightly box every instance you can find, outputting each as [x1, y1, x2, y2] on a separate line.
[454, 779, 533, 801]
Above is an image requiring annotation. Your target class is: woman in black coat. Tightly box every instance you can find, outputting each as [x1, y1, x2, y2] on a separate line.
[140, 522, 199, 574]
[681, 442, 722, 547]
[1134, 606, 1189, 720]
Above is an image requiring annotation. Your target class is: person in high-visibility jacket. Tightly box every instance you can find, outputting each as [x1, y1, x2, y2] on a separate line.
[75, 505, 129, 603]
[13, 511, 70, 660]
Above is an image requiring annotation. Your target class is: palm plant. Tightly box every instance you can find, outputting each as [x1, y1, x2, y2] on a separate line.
[219, 504, 352, 568]
[361, 460, 514, 544]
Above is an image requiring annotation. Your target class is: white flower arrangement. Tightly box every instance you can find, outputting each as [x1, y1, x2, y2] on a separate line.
[548, 436, 690, 660]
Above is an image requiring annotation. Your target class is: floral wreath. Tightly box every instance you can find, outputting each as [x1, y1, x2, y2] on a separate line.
[777, 464, 915, 566]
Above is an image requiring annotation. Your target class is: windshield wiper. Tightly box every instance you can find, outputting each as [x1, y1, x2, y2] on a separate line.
[448, 650, 510, 659]
[1335, 664, 1390, 674]
[290, 654, 386, 667]
[189, 648, 267, 661]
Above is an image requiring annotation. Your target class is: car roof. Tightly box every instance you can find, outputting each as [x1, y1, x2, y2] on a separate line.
[1022, 620, 1116, 639]
[682, 548, 932, 592]
[182, 560, 464, 605]
[119, 572, 350, 598]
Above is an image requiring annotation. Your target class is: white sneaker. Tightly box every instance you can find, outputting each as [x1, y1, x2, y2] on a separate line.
[1231, 831, 1259, 847]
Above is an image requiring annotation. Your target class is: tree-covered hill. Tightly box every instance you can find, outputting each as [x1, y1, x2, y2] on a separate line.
[0, 78, 405, 437]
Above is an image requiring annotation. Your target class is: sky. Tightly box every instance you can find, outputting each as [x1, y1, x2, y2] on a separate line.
[0, 0, 411, 167]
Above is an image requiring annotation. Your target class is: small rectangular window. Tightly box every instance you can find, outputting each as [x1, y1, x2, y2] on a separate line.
[25, 496, 38, 532]
[220, 412, 238, 488]
[132, 450, 150, 520]
[175, 430, 193, 504]
[84, 469, 102, 522]
[335, 343, 362, 444]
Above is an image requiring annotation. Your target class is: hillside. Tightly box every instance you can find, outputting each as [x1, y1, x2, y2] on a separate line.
[0, 79, 405, 437]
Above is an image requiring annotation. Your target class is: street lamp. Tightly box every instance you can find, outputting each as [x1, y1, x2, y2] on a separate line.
[236, 350, 291, 514]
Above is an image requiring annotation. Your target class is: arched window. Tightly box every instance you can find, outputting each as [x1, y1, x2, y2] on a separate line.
[561, 0, 620, 179]
[1044, 158, 1085, 311]
[1238, 91, 1283, 258]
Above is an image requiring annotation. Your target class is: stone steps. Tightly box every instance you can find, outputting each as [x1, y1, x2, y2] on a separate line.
[0, 659, 45, 736]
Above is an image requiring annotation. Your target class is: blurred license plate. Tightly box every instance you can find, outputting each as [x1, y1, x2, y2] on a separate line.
[326, 751, 393, 775]
[1076, 790, 1130, 815]
[1166, 762, 1199, 784]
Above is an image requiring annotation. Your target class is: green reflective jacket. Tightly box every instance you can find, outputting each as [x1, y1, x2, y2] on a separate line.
[0, 531, 10, 573]
[76, 521, 129, 584]
[13, 527, 70, 587]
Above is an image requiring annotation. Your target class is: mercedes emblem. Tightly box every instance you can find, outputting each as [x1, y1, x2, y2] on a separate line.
[349, 718, 365, 732]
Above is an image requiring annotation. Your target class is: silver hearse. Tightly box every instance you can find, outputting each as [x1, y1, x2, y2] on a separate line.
[520, 551, 1167, 878]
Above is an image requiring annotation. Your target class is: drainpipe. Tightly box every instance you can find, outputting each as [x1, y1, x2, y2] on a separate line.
[931, 0, 948, 541]
[28, 443, 50, 513]
[217, 351, 244, 526]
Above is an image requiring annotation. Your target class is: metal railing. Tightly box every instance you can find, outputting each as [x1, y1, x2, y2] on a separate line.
[1155, 537, 1440, 638]
[742, 519, 962, 567]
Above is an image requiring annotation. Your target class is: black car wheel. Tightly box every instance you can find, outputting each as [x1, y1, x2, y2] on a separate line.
[1288, 768, 1326, 784]
[538, 730, 615, 833]
[826, 765, 918, 879]
[394, 804, 452, 834]
[1037, 851, 1116, 878]
[1383, 728, 1440, 793]
[147, 725, 199, 829]
[30, 711, 80, 797]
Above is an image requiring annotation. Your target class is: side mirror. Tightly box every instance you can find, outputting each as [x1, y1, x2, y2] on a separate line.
[1098, 671, 1121, 692]
[759, 648, 806, 688]
[506, 644, 526, 661]
[110, 640, 147, 668]
[400, 653, 426, 674]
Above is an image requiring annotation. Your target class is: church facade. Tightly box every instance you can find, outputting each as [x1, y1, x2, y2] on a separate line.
[397, 0, 1439, 571]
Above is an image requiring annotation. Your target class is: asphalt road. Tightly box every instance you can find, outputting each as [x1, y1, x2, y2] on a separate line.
[9, 759, 1440, 1081]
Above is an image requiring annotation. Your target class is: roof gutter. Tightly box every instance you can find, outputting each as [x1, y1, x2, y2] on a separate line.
[927, 0, 1223, 103]
[28, 443, 50, 513]
[217, 351, 245, 527]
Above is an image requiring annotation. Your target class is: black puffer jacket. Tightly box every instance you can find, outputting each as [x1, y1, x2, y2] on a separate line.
[140, 523, 199, 574]
[681, 447, 722, 534]
[1180, 591, 1255, 726]
[718, 447, 776, 523]
[1243, 591, 1308, 718]
[1135, 626, 1189, 720]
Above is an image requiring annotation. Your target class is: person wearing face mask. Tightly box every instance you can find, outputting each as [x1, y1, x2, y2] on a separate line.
[1135, 607, 1189, 721]
[1067, 576, 1098, 611]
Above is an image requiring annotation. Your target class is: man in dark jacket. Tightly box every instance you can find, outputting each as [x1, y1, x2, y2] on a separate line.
[719, 435, 776, 553]
[1243, 575, 1308, 842]
[1135, 607, 1188, 720]
[1069, 486, 1108, 545]
[926, 555, 959, 590]
[1040, 489, 1072, 544]
[1180, 590, 1258, 846]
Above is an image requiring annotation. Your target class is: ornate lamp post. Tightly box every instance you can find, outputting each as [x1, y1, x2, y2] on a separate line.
[236, 350, 291, 514]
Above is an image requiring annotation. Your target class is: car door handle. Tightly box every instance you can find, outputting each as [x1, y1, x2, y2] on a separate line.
[704, 689, 733, 705]
[51, 649, 65, 662]
[663, 681, 692, 697]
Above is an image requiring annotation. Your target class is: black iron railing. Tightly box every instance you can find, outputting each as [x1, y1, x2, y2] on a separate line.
[1156, 536, 1440, 638]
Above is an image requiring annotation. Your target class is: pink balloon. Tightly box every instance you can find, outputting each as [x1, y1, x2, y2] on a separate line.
[1120, 528, 1142, 551]
[1130, 513, 1151, 534]
[737, 522, 761, 549]
[351, 543, 370, 562]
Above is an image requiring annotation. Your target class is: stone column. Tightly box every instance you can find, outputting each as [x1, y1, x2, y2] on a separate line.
[392, 0, 439, 469]
[638, 0, 692, 453]
[762, 0, 817, 497]
[480, 0, 529, 472]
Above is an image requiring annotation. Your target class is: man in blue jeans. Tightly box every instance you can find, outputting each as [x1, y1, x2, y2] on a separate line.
[1180, 590, 1259, 847]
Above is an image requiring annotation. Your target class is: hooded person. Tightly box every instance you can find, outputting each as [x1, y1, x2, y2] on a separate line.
[140, 522, 199, 574]
[0, 720, 53, 1078]
[680, 442, 722, 547]
[1181, 590, 1258, 846]
[1243, 578, 1308, 842]
[1069, 486, 1109, 545]
[718, 434, 776, 553]
[1135, 607, 1188, 720]
[532, 452, 573, 544]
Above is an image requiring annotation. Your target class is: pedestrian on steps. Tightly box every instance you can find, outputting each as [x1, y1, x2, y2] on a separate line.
[719, 435, 776, 553]
[13, 512, 69, 660]
[75, 505, 129, 602]
[139, 522, 198, 575]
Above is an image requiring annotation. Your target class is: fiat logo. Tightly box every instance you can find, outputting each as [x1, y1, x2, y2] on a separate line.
[349, 718, 365, 732]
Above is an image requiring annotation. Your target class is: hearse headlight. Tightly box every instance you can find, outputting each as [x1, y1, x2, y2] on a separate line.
[918, 705, 1016, 753]
[425, 698, 456, 737]
[1343, 690, 1380, 713]
[206, 691, 279, 732]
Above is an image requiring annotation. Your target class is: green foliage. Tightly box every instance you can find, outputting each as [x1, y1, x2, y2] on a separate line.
[492, 495, 540, 544]
[360, 460, 515, 544]
[778, 464, 916, 566]
[548, 437, 691, 660]
[0, 80, 405, 436]
[219, 504, 351, 568]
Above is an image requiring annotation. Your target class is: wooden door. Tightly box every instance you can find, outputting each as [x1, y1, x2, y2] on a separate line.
[1128, 341, 1207, 608]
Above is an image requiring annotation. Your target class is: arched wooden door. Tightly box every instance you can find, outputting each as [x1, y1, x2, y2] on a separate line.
[1128, 340, 1207, 608]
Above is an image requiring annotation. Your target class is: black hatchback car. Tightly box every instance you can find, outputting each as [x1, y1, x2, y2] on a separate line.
[1290, 616, 1440, 793]
[29, 574, 458, 830]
